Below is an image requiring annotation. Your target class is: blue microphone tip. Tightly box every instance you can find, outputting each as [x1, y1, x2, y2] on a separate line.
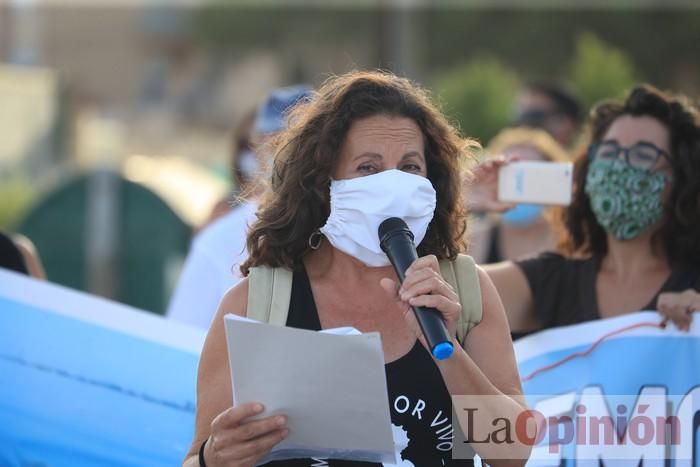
[432, 342, 454, 360]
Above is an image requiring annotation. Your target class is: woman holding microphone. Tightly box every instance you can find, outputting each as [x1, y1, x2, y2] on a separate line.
[183, 71, 530, 467]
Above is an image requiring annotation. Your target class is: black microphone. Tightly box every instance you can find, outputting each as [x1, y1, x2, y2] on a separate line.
[378, 217, 454, 360]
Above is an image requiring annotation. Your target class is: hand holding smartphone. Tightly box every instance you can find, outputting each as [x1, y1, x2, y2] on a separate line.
[497, 161, 573, 206]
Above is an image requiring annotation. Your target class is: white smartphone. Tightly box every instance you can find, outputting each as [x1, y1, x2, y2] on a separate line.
[497, 161, 573, 206]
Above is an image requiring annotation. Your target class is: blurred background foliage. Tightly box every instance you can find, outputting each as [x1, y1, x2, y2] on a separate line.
[432, 32, 641, 143]
[4, 4, 699, 228]
[187, 5, 698, 142]
[0, 178, 36, 231]
[568, 32, 639, 111]
[432, 57, 520, 145]
[3, 3, 699, 230]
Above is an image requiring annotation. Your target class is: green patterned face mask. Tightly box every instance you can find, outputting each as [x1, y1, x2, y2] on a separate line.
[584, 159, 668, 240]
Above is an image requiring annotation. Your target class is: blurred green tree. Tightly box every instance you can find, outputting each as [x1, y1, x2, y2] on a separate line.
[432, 57, 520, 145]
[0, 178, 35, 231]
[568, 32, 639, 110]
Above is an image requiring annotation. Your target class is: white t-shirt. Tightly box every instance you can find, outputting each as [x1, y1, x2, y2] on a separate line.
[166, 201, 257, 329]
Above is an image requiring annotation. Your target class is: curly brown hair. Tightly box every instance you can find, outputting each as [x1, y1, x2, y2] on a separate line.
[559, 84, 700, 266]
[240, 70, 478, 275]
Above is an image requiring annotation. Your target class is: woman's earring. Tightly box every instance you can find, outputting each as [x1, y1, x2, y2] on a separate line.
[308, 229, 323, 250]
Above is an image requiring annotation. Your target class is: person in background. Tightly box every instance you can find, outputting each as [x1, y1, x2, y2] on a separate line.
[198, 109, 257, 232]
[515, 82, 583, 148]
[476, 84, 700, 338]
[167, 85, 313, 330]
[0, 231, 46, 279]
[468, 127, 570, 264]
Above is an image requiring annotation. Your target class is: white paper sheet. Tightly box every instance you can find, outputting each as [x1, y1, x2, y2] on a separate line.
[223, 314, 395, 465]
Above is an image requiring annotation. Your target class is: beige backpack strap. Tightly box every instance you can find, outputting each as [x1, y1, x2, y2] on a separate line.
[247, 258, 480, 336]
[246, 266, 294, 325]
[439, 254, 483, 343]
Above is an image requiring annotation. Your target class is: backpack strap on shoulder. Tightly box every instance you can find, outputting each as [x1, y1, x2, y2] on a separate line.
[247, 256, 481, 339]
[246, 265, 294, 325]
[439, 254, 483, 344]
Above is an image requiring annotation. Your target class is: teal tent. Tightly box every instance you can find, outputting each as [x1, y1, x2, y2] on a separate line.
[19, 170, 191, 314]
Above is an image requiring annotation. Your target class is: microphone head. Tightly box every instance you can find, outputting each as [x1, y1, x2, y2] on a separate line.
[378, 217, 414, 247]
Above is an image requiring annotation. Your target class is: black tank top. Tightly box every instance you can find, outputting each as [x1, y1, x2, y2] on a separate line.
[515, 252, 700, 337]
[0, 232, 28, 275]
[263, 268, 475, 467]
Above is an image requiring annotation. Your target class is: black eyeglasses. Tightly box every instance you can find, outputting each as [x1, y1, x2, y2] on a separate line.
[516, 108, 562, 126]
[588, 141, 671, 171]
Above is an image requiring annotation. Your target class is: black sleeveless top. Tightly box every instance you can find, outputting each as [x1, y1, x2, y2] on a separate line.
[0, 232, 28, 275]
[263, 268, 474, 467]
[514, 252, 700, 339]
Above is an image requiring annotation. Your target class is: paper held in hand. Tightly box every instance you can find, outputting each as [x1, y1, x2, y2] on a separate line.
[223, 314, 396, 465]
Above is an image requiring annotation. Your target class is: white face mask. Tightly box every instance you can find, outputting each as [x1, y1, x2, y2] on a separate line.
[319, 169, 437, 267]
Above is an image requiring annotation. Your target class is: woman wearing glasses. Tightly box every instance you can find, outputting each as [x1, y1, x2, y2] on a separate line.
[476, 84, 700, 336]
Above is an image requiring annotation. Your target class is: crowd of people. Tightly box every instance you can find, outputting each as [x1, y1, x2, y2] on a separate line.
[165, 73, 700, 341]
[3, 68, 700, 467]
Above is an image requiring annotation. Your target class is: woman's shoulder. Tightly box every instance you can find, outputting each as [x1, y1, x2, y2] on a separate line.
[217, 277, 250, 320]
[516, 250, 595, 271]
[513, 251, 598, 301]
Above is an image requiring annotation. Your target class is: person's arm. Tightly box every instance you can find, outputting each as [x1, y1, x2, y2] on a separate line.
[465, 156, 540, 333]
[11, 234, 46, 280]
[436, 268, 532, 467]
[182, 279, 288, 467]
[385, 257, 534, 466]
[482, 261, 538, 334]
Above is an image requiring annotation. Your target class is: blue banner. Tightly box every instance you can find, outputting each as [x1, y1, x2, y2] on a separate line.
[515, 312, 700, 467]
[0, 268, 205, 466]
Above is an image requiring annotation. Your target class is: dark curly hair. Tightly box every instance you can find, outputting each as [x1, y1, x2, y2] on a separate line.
[559, 84, 700, 266]
[240, 70, 478, 275]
